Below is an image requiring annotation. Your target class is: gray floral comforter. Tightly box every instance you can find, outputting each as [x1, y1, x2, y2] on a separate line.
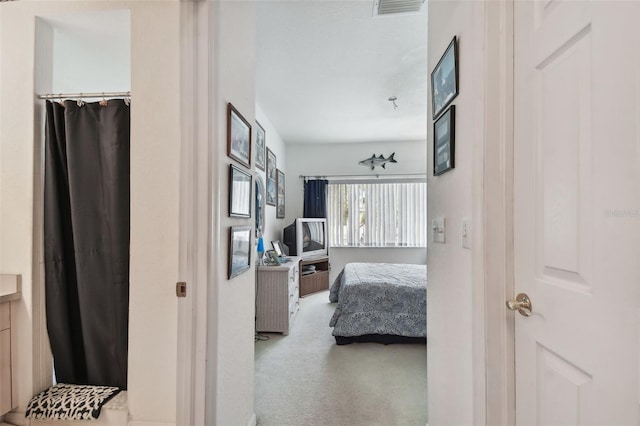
[329, 263, 427, 337]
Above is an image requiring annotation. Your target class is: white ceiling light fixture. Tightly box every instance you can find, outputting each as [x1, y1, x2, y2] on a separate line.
[373, 0, 425, 16]
[388, 96, 398, 109]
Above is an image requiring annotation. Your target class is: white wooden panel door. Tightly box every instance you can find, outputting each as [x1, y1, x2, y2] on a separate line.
[514, 1, 640, 424]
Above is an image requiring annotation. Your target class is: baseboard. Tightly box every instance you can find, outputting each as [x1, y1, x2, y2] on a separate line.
[128, 422, 175, 426]
[246, 413, 256, 426]
[4, 411, 26, 426]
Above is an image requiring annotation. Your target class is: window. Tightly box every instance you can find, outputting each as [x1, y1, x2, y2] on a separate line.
[328, 181, 427, 247]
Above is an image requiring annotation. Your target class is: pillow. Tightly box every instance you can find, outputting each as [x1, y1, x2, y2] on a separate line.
[25, 383, 121, 421]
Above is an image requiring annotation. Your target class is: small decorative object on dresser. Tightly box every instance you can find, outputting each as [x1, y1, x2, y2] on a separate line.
[271, 240, 285, 256]
[256, 257, 301, 335]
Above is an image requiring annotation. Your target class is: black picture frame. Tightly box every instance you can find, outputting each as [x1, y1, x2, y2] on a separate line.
[266, 148, 277, 206]
[229, 164, 252, 218]
[228, 225, 252, 279]
[433, 105, 455, 176]
[255, 175, 265, 238]
[255, 121, 266, 171]
[431, 36, 459, 119]
[227, 103, 252, 168]
[276, 169, 285, 218]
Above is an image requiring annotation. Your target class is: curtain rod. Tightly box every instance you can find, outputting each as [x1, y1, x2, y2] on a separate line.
[37, 91, 131, 100]
[299, 173, 426, 179]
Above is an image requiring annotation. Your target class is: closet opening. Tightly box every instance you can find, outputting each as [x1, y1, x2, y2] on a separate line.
[34, 9, 131, 392]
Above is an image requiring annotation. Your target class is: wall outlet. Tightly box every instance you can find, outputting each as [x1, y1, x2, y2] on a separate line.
[432, 217, 446, 243]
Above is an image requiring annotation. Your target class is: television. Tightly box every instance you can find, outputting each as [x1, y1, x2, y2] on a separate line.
[283, 218, 328, 259]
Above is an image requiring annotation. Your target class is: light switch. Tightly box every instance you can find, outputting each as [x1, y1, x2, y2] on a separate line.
[432, 217, 446, 243]
[461, 218, 471, 249]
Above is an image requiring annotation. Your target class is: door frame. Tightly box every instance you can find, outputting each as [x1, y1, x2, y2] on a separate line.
[176, 2, 211, 425]
[178, 0, 518, 423]
[475, 0, 515, 424]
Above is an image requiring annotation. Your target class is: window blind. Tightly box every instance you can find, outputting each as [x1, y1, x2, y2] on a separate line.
[328, 182, 427, 247]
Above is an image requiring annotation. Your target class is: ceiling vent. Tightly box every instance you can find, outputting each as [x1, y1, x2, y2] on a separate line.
[373, 0, 425, 16]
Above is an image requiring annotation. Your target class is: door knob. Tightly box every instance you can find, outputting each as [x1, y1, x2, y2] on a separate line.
[506, 293, 532, 317]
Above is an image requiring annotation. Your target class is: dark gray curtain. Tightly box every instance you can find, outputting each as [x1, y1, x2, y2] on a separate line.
[303, 179, 328, 218]
[44, 100, 130, 389]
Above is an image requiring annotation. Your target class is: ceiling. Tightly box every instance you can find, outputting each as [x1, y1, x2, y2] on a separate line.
[38, 4, 427, 145]
[256, 0, 428, 145]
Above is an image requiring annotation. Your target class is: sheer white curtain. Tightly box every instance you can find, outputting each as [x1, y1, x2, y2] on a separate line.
[328, 184, 361, 245]
[328, 181, 427, 247]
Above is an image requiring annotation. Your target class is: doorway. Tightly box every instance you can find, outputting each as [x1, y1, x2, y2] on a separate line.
[253, 1, 428, 424]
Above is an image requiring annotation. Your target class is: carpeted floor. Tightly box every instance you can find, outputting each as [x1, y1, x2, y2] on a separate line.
[254, 290, 428, 426]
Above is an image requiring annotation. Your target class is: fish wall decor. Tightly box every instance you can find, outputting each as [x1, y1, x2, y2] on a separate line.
[358, 153, 397, 170]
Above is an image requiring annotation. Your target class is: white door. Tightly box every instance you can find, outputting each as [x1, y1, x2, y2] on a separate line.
[513, 1, 640, 424]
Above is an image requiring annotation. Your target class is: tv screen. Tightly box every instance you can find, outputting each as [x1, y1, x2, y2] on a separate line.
[302, 221, 325, 253]
[283, 218, 328, 259]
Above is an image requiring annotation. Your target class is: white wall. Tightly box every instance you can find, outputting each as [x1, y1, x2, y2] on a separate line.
[128, 4, 181, 424]
[426, 1, 484, 424]
[0, 3, 181, 425]
[286, 140, 427, 281]
[205, 1, 257, 425]
[255, 103, 287, 247]
[48, 10, 131, 94]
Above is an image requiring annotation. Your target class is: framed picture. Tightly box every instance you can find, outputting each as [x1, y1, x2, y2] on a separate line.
[276, 169, 284, 219]
[228, 225, 252, 279]
[276, 169, 285, 218]
[266, 148, 277, 206]
[431, 36, 458, 119]
[229, 164, 252, 218]
[255, 175, 265, 238]
[272, 240, 285, 256]
[227, 103, 252, 168]
[433, 105, 455, 176]
[255, 121, 266, 171]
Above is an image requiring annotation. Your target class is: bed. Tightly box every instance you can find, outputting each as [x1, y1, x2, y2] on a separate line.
[329, 262, 427, 345]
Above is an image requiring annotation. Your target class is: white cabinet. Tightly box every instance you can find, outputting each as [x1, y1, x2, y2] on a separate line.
[256, 257, 300, 335]
[0, 302, 12, 415]
[1, 274, 21, 416]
